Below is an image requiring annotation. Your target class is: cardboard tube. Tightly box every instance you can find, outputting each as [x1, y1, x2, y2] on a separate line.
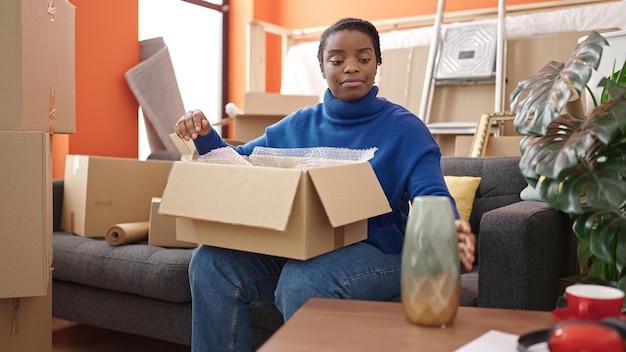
[105, 222, 149, 246]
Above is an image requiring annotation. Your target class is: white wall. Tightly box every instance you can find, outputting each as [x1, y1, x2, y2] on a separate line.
[137, 0, 223, 159]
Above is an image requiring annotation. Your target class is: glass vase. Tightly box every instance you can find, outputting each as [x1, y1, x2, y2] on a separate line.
[401, 196, 460, 327]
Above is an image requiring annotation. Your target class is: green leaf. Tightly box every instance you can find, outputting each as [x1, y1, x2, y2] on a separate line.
[587, 258, 618, 282]
[519, 120, 626, 214]
[518, 114, 585, 180]
[585, 97, 626, 144]
[617, 277, 626, 313]
[587, 260, 604, 279]
[556, 294, 567, 309]
[599, 59, 626, 104]
[616, 227, 626, 273]
[582, 151, 626, 210]
[511, 31, 608, 136]
[511, 61, 568, 136]
[575, 210, 626, 268]
[573, 209, 626, 284]
[577, 239, 592, 273]
[538, 176, 587, 214]
[617, 276, 626, 294]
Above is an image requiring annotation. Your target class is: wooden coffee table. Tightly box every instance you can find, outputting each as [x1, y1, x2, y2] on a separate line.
[257, 298, 554, 351]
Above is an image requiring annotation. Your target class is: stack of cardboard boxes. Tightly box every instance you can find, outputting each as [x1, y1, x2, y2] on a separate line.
[0, 1, 76, 350]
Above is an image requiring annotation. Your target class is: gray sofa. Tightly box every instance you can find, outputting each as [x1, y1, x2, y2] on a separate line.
[51, 156, 578, 348]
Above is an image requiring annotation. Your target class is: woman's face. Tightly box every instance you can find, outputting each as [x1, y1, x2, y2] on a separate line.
[320, 29, 378, 102]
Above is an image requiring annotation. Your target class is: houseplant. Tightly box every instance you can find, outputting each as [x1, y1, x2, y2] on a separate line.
[510, 31, 626, 292]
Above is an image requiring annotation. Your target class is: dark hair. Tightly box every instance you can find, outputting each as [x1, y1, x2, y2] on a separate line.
[317, 18, 382, 66]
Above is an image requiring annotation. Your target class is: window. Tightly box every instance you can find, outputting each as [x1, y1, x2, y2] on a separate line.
[137, 0, 226, 159]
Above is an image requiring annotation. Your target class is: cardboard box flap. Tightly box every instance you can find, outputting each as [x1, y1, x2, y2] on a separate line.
[212, 116, 234, 127]
[308, 162, 391, 227]
[159, 162, 302, 230]
[168, 133, 198, 160]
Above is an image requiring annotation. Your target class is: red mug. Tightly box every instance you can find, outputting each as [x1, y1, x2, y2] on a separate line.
[566, 284, 624, 321]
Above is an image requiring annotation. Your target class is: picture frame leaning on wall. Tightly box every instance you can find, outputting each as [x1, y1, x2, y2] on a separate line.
[469, 112, 516, 158]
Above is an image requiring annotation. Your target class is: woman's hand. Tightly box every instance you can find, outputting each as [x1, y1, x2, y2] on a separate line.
[456, 220, 475, 272]
[174, 109, 211, 140]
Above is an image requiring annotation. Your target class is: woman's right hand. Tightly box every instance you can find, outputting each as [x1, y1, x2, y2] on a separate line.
[174, 109, 211, 141]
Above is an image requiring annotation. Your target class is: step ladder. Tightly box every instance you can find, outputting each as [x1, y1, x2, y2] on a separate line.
[418, 0, 508, 135]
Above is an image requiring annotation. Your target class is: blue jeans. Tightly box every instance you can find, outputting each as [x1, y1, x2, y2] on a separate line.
[188, 242, 402, 352]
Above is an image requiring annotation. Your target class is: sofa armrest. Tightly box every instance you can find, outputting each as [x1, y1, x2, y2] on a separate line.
[53, 179, 64, 232]
[477, 200, 572, 311]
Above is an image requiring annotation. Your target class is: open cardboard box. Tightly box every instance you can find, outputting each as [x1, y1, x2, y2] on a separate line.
[168, 133, 198, 160]
[159, 157, 391, 260]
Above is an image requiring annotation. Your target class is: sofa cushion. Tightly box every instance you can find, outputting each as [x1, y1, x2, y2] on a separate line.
[520, 184, 542, 201]
[52, 231, 193, 303]
[444, 176, 481, 221]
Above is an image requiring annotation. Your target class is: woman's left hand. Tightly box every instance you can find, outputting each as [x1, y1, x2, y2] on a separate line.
[456, 220, 475, 271]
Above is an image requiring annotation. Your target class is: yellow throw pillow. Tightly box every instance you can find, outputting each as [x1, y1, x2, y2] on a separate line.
[444, 176, 482, 221]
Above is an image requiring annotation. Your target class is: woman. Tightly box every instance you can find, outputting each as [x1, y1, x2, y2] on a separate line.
[175, 17, 475, 352]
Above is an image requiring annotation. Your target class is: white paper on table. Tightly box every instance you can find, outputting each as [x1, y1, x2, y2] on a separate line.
[454, 330, 549, 352]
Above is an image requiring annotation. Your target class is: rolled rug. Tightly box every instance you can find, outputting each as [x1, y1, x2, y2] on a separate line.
[105, 221, 149, 246]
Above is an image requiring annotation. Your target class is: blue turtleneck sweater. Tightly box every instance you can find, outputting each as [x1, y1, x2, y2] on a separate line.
[193, 86, 458, 254]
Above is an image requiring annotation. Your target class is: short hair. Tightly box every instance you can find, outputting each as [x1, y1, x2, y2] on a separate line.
[317, 18, 382, 66]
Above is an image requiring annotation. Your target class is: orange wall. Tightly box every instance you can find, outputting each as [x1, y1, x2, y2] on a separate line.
[272, 0, 552, 28]
[227, 0, 253, 120]
[52, 0, 139, 178]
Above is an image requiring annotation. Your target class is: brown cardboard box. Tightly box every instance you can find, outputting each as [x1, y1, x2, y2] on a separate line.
[148, 197, 196, 248]
[216, 93, 319, 142]
[0, 279, 52, 352]
[454, 135, 523, 157]
[226, 114, 285, 143]
[61, 155, 174, 237]
[243, 92, 319, 115]
[0, 131, 51, 299]
[159, 158, 391, 260]
[0, 0, 76, 133]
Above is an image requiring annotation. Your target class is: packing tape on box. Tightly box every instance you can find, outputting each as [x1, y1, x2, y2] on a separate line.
[49, 86, 56, 133]
[105, 222, 149, 246]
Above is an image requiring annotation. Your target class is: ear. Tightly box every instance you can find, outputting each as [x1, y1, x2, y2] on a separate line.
[320, 64, 326, 79]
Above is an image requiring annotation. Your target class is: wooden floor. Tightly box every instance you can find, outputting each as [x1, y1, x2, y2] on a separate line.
[52, 317, 190, 352]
